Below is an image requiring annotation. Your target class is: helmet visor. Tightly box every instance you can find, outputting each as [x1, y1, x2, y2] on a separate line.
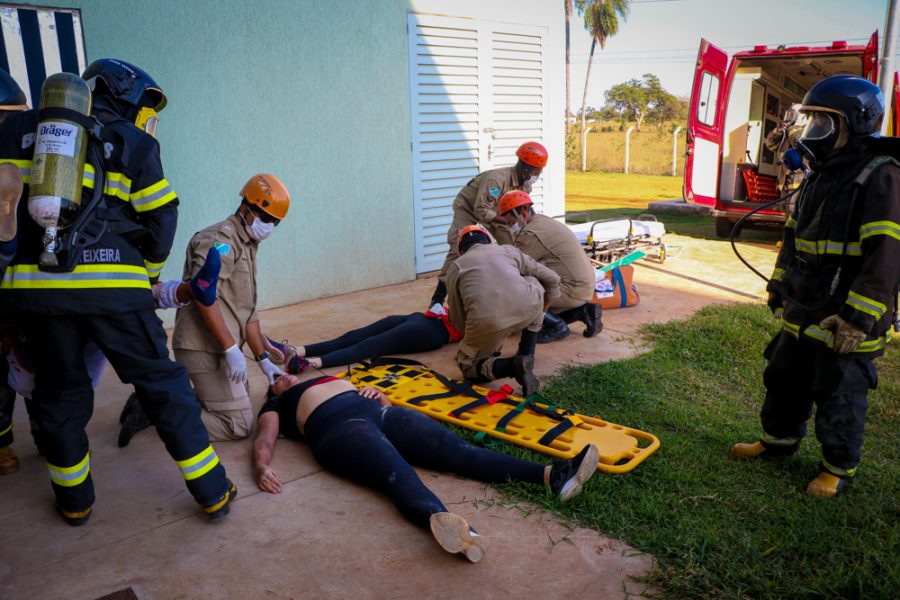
[800, 112, 836, 142]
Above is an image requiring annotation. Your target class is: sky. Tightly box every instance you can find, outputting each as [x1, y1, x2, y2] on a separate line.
[568, 0, 893, 112]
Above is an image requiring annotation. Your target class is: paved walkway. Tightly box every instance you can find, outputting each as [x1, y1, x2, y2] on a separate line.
[0, 234, 776, 600]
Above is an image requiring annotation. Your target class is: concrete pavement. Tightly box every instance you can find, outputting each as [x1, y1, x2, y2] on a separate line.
[0, 233, 776, 600]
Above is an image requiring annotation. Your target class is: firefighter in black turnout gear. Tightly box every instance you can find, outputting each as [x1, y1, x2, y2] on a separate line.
[0, 59, 236, 524]
[731, 75, 900, 498]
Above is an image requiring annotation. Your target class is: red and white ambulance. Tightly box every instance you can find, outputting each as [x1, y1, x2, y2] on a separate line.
[684, 33, 896, 236]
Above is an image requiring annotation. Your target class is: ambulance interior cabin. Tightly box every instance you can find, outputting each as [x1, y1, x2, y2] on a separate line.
[719, 52, 865, 203]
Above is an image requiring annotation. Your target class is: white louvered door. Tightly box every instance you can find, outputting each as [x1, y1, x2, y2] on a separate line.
[408, 13, 548, 274]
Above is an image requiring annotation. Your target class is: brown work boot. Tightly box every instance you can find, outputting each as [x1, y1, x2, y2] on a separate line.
[807, 471, 849, 498]
[0, 445, 19, 474]
[730, 440, 799, 459]
[0, 162, 23, 242]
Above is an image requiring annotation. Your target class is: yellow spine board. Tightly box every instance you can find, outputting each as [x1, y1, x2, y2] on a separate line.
[342, 363, 660, 474]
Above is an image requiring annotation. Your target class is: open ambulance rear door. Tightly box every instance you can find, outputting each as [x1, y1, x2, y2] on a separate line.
[684, 39, 727, 208]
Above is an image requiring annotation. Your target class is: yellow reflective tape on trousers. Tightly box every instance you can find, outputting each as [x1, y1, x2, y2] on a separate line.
[130, 179, 176, 213]
[0, 422, 12, 437]
[771, 267, 784, 282]
[144, 259, 165, 279]
[0, 264, 151, 290]
[794, 237, 862, 256]
[822, 459, 857, 477]
[859, 220, 900, 243]
[47, 451, 90, 487]
[785, 215, 796, 229]
[846, 290, 887, 319]
[176, 445, 219, 481]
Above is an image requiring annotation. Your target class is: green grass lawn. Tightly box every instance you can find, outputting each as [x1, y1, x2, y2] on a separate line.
[491, 304, 899, 598]
[565, 171, 783, 244]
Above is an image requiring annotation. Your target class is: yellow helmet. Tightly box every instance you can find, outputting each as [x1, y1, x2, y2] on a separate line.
[240, 174, 290, 221]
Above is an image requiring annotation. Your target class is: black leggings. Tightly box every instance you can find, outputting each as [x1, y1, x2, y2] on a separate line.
[304, 313, 450, 368]
[304, 392, 545, 529]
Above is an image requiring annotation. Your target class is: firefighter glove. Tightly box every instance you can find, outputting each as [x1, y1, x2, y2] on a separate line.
[258, 357, 286, 385]
[767, 290, 782, 314]
[224, 344, 248, 385]
[819, 314, 866, 354]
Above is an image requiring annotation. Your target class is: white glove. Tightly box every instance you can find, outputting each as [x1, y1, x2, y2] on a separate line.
[224, 344, 248, 385]
[258, 357, 286, 385]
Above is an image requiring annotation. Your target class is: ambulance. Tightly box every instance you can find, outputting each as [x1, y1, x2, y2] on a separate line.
[684, 33, 896, 236]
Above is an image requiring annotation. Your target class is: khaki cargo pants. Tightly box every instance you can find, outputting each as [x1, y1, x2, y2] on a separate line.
[174, 349, 254, 441]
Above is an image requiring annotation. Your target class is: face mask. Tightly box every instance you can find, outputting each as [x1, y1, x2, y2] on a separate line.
[526, 174, 540, 186]
[798, 112, 842, 163]
[509, 222, 522, 238]
[248, 218, 275, 241]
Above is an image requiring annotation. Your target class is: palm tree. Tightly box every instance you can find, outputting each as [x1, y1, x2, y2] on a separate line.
[578, 0, 630, 139]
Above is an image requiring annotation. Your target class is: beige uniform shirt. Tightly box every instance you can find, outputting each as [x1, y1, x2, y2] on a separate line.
[446, 244, 560, 336]
[453, 165, 532, 225]
[514, 214, 596, 311]
[173, 214, 259, 353]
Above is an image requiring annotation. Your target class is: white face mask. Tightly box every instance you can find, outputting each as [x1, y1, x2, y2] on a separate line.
[246, 217, 275, 241]
[526, 174, 540, 186]
[509, 222, 522, 238]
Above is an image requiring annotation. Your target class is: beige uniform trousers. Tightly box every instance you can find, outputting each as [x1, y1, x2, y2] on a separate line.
[456, 277, 544, 381]
[174, 349, 253, 441]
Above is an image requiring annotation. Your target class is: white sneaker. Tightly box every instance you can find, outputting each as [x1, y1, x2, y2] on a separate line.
[429, 512, 487, 563]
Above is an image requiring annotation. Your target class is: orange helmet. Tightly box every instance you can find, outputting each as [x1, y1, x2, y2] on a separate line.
[240, 174, 290, 220]
[457, 224, 491, 254]
[516, 141, 548, 168]
[498, 190, 533, 216]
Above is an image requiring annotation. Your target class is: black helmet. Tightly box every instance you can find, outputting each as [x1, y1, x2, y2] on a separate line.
[800, 75, 883, 137]
[82, 59, 167, 112]
[0, 68, 28, 111]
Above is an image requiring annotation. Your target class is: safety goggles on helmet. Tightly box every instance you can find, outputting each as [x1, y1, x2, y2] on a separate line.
[248, 204, 281, 226]
[135, 106, 159, 137]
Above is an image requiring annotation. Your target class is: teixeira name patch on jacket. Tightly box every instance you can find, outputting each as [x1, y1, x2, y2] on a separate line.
[81, 248, 122, 263]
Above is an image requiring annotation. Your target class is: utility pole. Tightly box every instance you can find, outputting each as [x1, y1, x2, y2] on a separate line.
[624, 126, 635, 175]
[581, 126, 593, 171]
[879, 0, 900, 134]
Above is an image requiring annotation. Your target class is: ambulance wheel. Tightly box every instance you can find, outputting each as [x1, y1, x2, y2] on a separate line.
[715, 217, 736, 238]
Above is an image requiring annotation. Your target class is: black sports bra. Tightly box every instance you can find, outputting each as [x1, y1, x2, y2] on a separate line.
[257, 376, 338, 440]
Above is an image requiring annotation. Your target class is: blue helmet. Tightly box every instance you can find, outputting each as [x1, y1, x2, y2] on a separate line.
[82, 58, 166, 112]
[800, 75, 884, 138]
[0, 68, 27, 111]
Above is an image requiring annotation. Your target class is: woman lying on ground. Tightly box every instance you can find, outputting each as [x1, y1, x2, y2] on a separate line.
[269, 306, 461, 373]
[253, 373, 600, 563]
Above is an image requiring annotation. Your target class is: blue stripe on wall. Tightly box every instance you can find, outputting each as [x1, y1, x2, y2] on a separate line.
[54, 12, 79, 75]
[17, 9, 46, 105]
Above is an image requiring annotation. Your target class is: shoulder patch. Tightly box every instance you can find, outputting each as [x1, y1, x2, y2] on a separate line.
[489, 186, 501, 199]
[213, 241, 231, 256]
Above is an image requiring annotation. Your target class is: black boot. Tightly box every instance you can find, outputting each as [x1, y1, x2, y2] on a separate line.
[538, 312, 570, 344]
[430, 279, 447, 307]
[118, 392, 152, 448]
[517, 329, 539, 357]
[580, 303, 603, 338]
[490, 355, 539, 397]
